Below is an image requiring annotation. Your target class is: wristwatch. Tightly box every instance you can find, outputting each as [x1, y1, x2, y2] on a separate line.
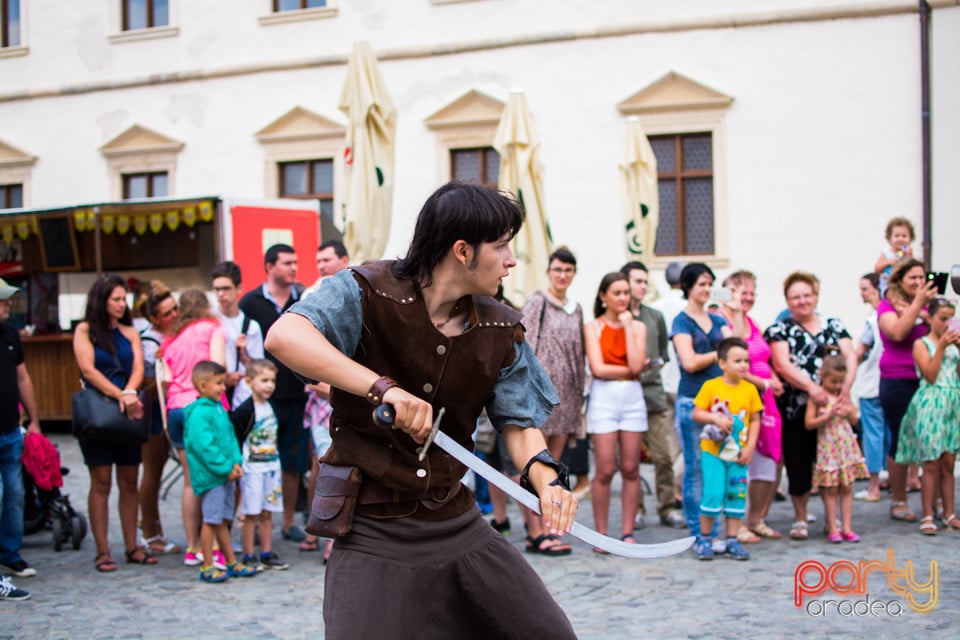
[519, 449, 571, 497]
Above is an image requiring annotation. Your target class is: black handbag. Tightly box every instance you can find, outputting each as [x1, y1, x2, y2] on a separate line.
[71, 351, 149, 445]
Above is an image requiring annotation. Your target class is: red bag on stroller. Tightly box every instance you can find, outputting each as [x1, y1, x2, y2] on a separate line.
[22, 432, 63, 492]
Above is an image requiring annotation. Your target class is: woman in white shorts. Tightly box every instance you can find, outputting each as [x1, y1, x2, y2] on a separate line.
[584, 272, 648, 548]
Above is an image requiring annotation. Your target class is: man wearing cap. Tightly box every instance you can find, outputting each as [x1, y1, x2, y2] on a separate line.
[0, 278, 41, 600]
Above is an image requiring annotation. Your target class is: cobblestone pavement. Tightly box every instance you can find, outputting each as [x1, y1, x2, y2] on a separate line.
[2, 434, 958, 639]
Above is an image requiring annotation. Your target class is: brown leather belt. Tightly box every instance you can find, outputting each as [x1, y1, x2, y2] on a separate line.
[357, 481, 462, 511]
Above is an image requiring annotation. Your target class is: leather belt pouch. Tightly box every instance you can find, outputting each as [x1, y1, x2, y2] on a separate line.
[305, 463, 362, 538]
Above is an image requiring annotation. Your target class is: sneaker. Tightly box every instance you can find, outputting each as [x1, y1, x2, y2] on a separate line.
[490, 517, 511, 536]
[711, 538, 727, 553]
[841, 531, 861, 543]
[695, 538, 714, 560]
[634, 514, 646, 530]
[226, 561, 258, 578]
[212, 549, 227, 571]
[0, 560, 36, 578]
[183, 549, 202, 567]
[724, 538, 750, 560]
[0, 576, 30, 601]
[281, 526, 307, 542]
[660, 510, 686, 529]
[260, 551, 289, 570]
[241, 554, 265, 573]
[198, 566, 228, 583]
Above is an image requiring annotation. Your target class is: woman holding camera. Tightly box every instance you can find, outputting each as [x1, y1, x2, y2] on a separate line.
[877, 258, 937, 523]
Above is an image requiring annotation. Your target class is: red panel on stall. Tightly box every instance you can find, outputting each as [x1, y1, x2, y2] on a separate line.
[229, 205, 319, 291]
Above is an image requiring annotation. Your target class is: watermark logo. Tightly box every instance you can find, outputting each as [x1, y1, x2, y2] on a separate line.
[794, 549, 938, 616]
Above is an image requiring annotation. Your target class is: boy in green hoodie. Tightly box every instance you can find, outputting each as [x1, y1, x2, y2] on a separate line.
[183, 361, 257, 583]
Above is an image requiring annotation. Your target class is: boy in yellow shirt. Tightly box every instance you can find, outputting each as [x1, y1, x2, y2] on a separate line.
[692, 337, 762, 560]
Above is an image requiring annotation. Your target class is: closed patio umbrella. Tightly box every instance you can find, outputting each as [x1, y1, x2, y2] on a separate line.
[339, 41, 396, 263]
[620, 116, 659, 264]
[493, 91, 552, 306]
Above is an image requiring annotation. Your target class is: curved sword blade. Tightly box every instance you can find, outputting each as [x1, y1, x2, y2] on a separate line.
[434, 431, 694, 559]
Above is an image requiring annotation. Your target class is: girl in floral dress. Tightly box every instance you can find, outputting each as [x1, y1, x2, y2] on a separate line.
[805, 350, 869, 543]
[896, 298, 960, 535]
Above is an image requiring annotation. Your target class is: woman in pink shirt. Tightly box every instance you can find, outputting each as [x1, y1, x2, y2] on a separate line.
[877, 259, 936, 523]
[162, 288, 226, 566]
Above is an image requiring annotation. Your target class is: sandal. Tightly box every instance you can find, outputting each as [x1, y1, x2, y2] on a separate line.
[525, 534, 572, 556]
[140, 534, 181, 555]
[789, 521, 808, 540]
[94, 552, 117, 573]
[890, 501, 918, 523]
[919, 516, 938, 535]
[620, 533, 636, 544]
[736, 526, 761, 544]
[592, 546, 609, 555]
[749, 521, 782, 539]
[125, 547, 159, 565]
[853, 490, 881, 502]
[299, 538, 321, 552]
[943, 514, 960, 531]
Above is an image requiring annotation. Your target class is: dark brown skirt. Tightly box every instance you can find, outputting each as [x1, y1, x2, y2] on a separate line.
[323, 506, 577, 640]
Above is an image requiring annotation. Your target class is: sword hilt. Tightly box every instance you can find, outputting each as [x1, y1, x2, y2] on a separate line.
[372, 403, 395, 429]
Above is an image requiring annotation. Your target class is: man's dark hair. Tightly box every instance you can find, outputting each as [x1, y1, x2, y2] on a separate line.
[192, 360, 227, 388]
[319, 240, 348, 259]
[393, 182, 523, 288]
[620, 261, 648, 278]
[717, 337, 749, 361]
[264, 244, 296, 269]
[211, 261, 242, 287]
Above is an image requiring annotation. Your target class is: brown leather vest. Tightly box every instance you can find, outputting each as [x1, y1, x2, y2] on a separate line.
[324, 261, 524, 520]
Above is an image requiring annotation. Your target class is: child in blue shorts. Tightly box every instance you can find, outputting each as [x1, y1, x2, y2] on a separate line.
[692, 337, 762, 560]
[183, 361, 258, 583]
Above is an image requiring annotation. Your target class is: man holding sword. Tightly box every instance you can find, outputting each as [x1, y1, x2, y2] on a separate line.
[266, 182, 688, 638]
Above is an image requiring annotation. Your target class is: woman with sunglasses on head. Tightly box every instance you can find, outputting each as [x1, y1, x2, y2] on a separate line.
[877, 258, 938, 523]
[161, 287, 227, 567]
[134, 280, 182, 556]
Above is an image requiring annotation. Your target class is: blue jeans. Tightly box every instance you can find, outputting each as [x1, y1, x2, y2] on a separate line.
[675, 397, 718, 539]
[859, 397, 889, 474]
[0, 429, 25, 566]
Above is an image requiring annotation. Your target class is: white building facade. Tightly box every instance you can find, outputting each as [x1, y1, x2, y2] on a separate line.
[1, 0, 958, 328]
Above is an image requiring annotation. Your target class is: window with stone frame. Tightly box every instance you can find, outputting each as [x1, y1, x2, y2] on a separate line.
[122, 0, 169, 30]
[450, 147, 500, 189]
[1, 0, 20, 47]
[122, 172, 168, 199]
[279, 159, 334, 221]
[0, 183, 22, 208]
[650, 132, 714, 256]
[274, 0, 326, 11]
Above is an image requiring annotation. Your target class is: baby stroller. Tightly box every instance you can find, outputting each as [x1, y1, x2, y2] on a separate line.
[22, 431, 88, 551]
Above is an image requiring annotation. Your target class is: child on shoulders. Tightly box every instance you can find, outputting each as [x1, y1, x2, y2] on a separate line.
[692, 337, 762, 560]
[230, 359, 289, 570]
[873, 216, 916, 296]
[183, 361, 258, 583]
[805, 349, 869, 543]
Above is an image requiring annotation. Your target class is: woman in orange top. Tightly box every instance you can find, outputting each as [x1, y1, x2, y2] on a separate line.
[584, 272, 647, 548]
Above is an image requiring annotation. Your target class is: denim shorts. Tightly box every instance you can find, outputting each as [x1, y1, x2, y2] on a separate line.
[200, 480, 236, 525]
[167, 408, 185, 449]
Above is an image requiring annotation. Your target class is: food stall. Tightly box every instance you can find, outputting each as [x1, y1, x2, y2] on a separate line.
[0, 196, 322, 421]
